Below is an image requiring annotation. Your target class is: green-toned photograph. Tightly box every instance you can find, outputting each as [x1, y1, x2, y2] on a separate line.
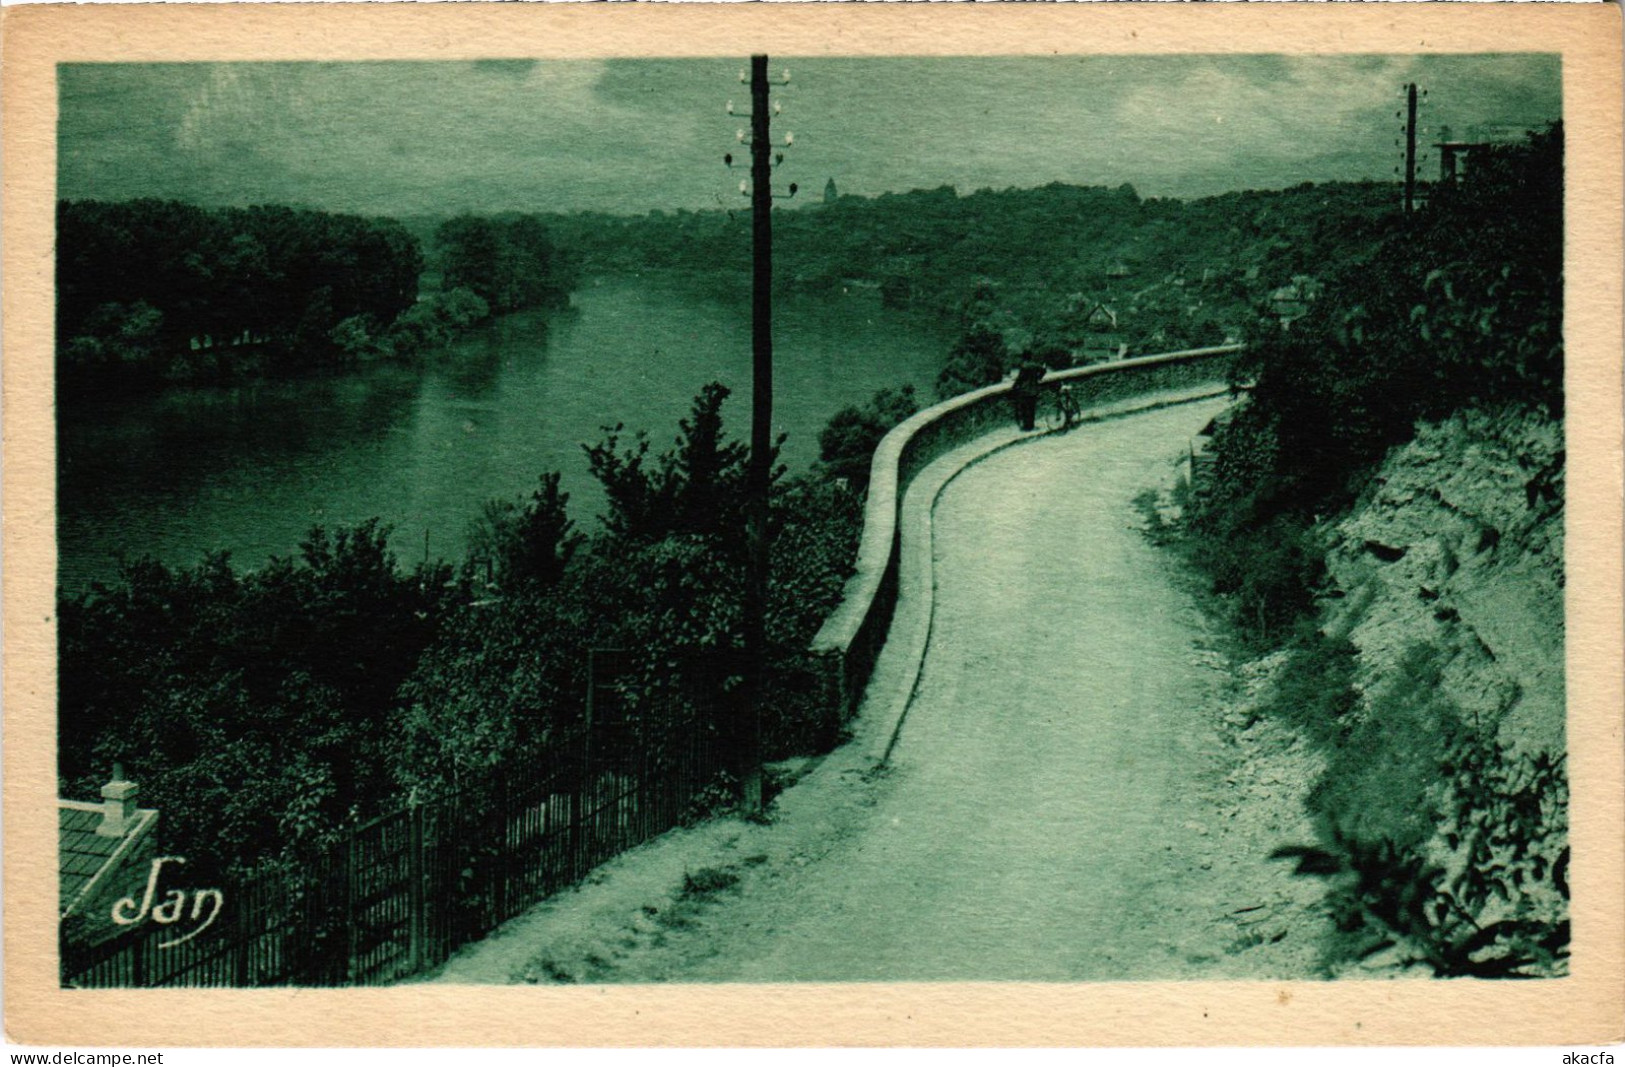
[54, 54, 1565, 988]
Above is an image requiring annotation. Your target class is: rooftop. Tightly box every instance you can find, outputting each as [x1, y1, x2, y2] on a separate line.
[59, 799, 157, 917]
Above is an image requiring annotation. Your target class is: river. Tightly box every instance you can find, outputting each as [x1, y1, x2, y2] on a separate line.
[57, 275, 949, 592]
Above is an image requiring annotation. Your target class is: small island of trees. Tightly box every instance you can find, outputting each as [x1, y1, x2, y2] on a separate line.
[55, 200, 576, 395]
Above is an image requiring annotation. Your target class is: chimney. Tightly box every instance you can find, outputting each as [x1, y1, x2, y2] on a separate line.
[96, 762, 139, 838]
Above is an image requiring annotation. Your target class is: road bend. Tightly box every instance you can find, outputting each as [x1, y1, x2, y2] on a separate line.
[696, 397, 1249, 981]
[431, 396, 1299, 985]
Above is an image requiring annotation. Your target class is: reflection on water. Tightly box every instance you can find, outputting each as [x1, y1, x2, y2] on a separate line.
[58, 276, 948, 591]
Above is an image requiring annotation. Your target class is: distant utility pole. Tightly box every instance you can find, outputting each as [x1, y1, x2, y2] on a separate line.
[1394, 83, 1431, 215]
[1404, 82, 1419, 214]
[725, 55, 796, 815]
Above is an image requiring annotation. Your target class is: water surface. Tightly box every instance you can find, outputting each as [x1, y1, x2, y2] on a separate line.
[58, 276, 947, 590]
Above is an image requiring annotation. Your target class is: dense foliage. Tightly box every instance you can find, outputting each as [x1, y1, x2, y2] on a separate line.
[398, 382, 863, 793]
[435, 213, 577, 315]
[1269, 640, 1569, 977]
[57, 200, 423, 389]
[58, 525, 455, 876]
[57, 200, 578, 392]
[59, 134, 1565, 928]
[1162, 126, 1569, 976]
[545, 179, 1397, 393]
[60, 383, 864, 870]
[817, 384, 920, 489]
[1189, 124, 1563, 644]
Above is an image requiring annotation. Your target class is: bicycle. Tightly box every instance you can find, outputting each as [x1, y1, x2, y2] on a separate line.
[1042, 383, 1082, 432]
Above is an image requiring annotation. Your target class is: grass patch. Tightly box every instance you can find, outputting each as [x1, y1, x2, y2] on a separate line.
[1271, 640, 1569, 977]
[518, 956, 577, 984]
[1259, 626, 1360, 746]
[1131, 488, 1180, 547]
[680, 865, 740, 898]
[1309, 643, 1461, 851]
[679, 771, 739, 827]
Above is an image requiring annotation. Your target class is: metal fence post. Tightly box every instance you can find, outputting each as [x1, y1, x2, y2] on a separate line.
[234, 882, 251, 986]
[485, 777, 503, 927]
[407, 802, 426, 974]
[345, 835, 358, 985]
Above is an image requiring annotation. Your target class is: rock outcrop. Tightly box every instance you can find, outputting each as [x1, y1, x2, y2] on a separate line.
[1321, 405, 1564, 758]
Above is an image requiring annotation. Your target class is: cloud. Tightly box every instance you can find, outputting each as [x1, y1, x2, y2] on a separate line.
[58, 55, 1560, 215]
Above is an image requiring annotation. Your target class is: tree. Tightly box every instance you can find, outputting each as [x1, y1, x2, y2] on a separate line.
[584, 381, 777, 548]
[469, 471, 583, 589]
[670, 381, 752, 540]
[937, 325, 1009, 399]
[57, 523, 453, 875]
[57, 199, 427, 385]
[1186, 124, 1564, 643]
[437, 215, 507, 309]
[435, 213, 572, 316]
[1226, 122, 1564, 518]
[818, 384, 919, 489]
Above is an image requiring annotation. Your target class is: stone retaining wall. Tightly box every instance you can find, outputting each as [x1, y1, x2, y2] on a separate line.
[807, 344, 1243, 722]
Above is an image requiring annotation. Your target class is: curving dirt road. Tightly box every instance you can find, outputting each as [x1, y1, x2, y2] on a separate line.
[706, 398, 1253, 981]
[433, 397, 1324, 985]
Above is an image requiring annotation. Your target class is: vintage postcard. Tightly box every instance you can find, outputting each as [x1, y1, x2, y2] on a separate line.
[4, 1, 1622, 1049]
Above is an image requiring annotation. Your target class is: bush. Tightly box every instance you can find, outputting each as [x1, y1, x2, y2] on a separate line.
[681, 866, 740, 897]
[817, 385, 919, 489]
[1185, 479, 1324, 645]
[467, 471, 583, 590]
[1217, 124, 1563, 526]
[1256, 628, 1359, 743]
[1308, 644, 1463, 851]
[1272, 642, 1569, 977]
[583, 381, 774, 548]
[768, 475, 863, 649]
[391, 586, 593, 795]
[58, 523, 454, 875]
[386, 288, 492, 355]
[1284, 736, 1569, 978]
[936, 325, 1010, 399]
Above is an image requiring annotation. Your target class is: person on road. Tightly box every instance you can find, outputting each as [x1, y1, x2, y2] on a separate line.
[1010, 360, 1046, 431]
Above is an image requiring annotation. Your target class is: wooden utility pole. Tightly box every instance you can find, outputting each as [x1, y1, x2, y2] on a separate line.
[741, 54, 774, 814]
[722, 55, 795, 815]
[1404, 82, 1419, 214]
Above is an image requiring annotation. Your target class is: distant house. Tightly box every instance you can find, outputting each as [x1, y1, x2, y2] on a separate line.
[1432, 125, 1498, 187]
[1082, 302, 1118, 330]
[60, 766, 159, 945]
[1269, 275, 1323, 330]
[1077, 301, 1127, 362]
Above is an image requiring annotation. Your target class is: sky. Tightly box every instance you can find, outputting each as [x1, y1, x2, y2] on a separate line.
[57, 54, 1561, 218]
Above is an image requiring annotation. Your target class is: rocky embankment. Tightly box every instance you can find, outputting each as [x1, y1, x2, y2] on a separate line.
[1243, 404, 1567, 977]
[1323, 405, 1564, 758]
